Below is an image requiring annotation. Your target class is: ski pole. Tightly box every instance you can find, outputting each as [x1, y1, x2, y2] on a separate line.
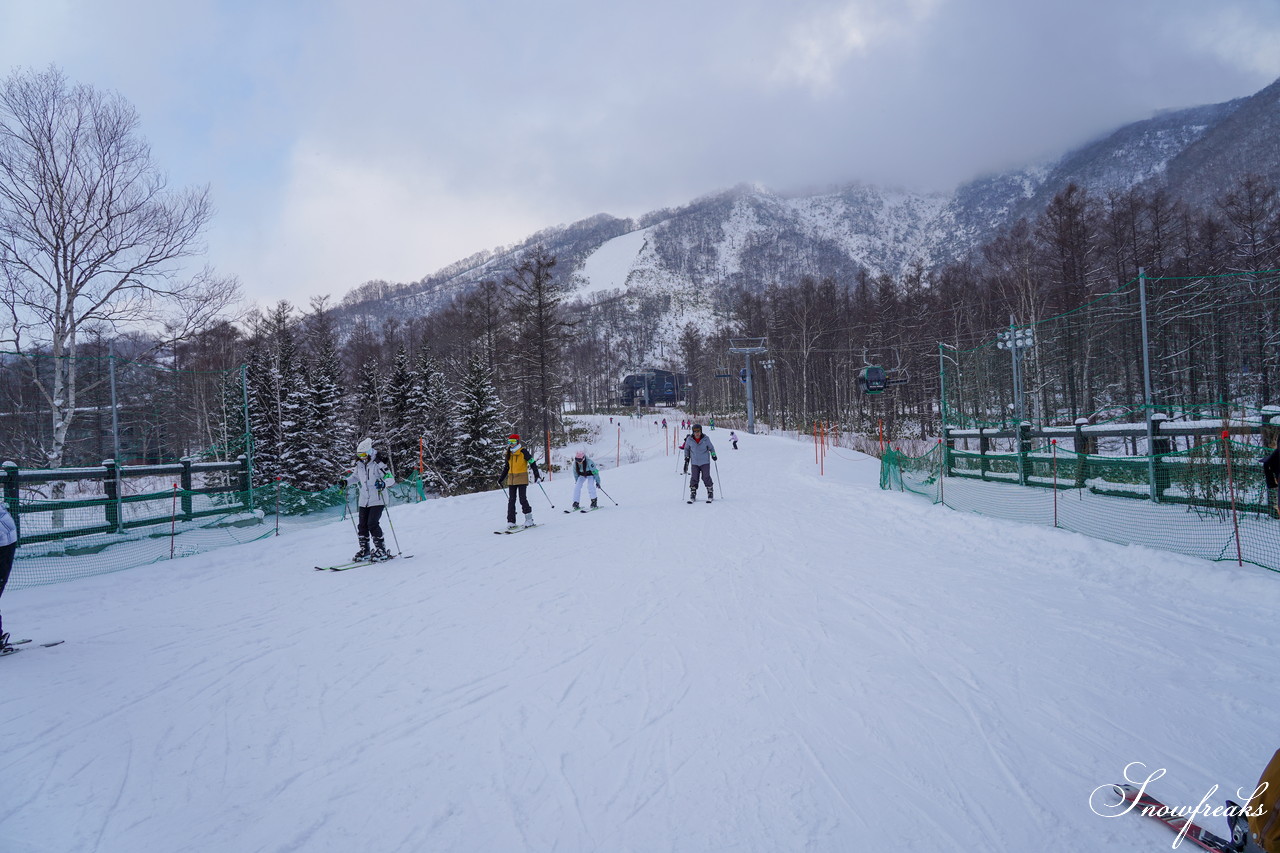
[713, 458, 724, 498]
[381, 499, 402, 555]
[341, 481, 358, 535]
[536, 479, 555, 508]
[597, 485, 619, 506]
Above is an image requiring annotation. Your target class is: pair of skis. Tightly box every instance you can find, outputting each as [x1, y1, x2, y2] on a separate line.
[1113, 782, 1256, 851]
[563, 506, 602, 514]
[494, 524, 539, 535]
[1, 639, 66, 657]
[314, 554, 409, 572]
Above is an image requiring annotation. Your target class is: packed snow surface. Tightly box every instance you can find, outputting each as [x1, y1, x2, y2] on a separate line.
[3, 415, 1279, 852]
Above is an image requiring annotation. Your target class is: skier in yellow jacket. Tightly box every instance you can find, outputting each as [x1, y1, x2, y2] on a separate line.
[496, 433, 542, 530]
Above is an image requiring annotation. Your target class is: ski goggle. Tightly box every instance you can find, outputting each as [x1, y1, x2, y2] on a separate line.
[507, 438, 519, 445]
[357, 452, 369, 460]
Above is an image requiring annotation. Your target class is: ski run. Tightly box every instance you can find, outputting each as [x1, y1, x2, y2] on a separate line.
[3, 413, 1279, 853]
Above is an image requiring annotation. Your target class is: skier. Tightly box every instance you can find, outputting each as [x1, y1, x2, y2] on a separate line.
[345, 437, 394, 562]
[682, 423, 718, 502]
[730, 430, 739, 450]
[662, 418, 668, 429]
[497, 433, 541, 530]
[570, 450, 601, 510]
[0, 500, 18, 653]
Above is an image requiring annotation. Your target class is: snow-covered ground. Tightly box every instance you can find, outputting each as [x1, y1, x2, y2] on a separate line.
[3, 414, 1278, 853]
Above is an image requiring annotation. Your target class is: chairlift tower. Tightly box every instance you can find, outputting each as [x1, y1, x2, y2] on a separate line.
[728, 337, 768, 434]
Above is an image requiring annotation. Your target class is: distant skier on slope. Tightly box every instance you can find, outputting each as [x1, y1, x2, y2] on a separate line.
[682, 423, 717, 502]
[0, 500, 18, 653]
[496, 434, 541, 530]
[730, 431, 739, 450]
[570, 450, 601, 510]
[345, 437, 394, 562]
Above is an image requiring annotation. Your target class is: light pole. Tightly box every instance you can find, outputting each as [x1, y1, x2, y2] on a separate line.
[995, 319, 1035, 426]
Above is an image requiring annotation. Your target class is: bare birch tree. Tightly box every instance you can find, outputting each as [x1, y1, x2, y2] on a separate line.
[0, 66, 239, 470]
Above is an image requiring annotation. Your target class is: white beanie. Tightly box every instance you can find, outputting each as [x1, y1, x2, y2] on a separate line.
[356, 437, 374, 456]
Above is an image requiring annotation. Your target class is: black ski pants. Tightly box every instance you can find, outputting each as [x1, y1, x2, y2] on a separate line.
[506, 484, 532, 523]
[0, 542, 15, 636]
[689, 463, 713, 492]
[357, 505, 385, 540]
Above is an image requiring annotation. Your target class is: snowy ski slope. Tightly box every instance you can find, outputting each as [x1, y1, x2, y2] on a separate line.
[2, 415, 1278, 852]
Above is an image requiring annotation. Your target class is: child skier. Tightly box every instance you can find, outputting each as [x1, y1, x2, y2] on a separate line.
[571, 450, 601, 510]
[0, 500, 18, 654]
[730, 431, 739, 450]
[496, 434, 541, 530]
[682, 423, 718, 502]
[345, 437, 394, 562]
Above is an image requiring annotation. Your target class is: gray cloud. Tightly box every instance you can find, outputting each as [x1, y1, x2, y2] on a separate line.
[2, 0, 1278, 306]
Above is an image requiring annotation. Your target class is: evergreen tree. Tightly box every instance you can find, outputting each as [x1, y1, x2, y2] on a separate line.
[384, 344, 416, 477]
[413, 349, 460, 494]
[353, 358, 382, 449]
[304, 302, 349, 487]
[454, 352, 506, 493]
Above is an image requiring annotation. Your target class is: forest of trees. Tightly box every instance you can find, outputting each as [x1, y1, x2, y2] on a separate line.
[3, 172, 1279, 501]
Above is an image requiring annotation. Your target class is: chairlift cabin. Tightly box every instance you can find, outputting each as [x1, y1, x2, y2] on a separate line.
[858, 365, 887, 395]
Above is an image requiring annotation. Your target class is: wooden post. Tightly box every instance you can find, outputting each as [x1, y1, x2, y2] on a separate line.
[180, 457, 194, 521]
[103, 459, 120, 532]
[1073, 418, 1090, 488]
[1051, 440, 1058, 528]
[1017, 421, 1031, 486]
[1150, 414, 1170, 502]
[237, 455, 251, 512]
[2, 461, 19, 542]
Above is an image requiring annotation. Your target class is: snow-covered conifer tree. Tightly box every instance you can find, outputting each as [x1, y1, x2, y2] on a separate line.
[454, 352, 506, 493]
[412, 349, 460, 494]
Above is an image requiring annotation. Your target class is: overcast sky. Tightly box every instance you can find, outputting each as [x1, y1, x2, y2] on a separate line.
[2, 0, 1279, 308]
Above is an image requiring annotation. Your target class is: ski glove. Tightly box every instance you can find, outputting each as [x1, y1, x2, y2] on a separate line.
[711, 454, 717, 461]
[594, 476, 601, 487]
[375, 479, 385, 491]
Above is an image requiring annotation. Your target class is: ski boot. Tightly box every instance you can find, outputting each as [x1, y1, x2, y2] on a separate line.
[707, 486, 714, 503]
[371, 537, 390, 561]
[0, 632, 17, 656]
[690, 488, 698, 502]
[523, 513, 535, 528]
[572, 502, 580, 510]
[352, 537, 370, 562]
[590, 498, 597, 509]
[506, 523, 521, 531]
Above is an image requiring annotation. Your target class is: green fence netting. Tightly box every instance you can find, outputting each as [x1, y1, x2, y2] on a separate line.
[944, 270, 1280, 430]
[6, 476, 427, 591]
[882, 438, 1280, 573]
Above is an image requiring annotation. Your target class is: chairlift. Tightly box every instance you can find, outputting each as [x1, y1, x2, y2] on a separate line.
[714, 366, 733, 379]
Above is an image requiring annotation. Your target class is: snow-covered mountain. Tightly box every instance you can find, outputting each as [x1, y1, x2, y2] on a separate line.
[339, 76, 1278, 324]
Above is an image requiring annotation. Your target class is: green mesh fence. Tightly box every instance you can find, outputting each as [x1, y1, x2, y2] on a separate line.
[5, 478, 427, 591]
[944, 270, 1280, 430]
[882, 438, 1280, 572]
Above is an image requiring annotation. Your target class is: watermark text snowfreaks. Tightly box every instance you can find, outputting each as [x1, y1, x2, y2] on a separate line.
[1089, 763, 1268, 849]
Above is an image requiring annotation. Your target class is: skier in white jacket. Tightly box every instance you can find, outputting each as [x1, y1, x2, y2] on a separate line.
[345, 437, 394, 561]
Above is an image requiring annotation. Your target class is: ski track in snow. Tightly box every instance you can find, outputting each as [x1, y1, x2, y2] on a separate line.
[2, 416, 1279, 852]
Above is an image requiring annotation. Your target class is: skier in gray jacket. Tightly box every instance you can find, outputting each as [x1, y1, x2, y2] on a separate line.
[682, 423, 718, 502]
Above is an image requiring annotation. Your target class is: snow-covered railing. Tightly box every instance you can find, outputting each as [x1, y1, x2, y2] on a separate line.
[2, 456, 251, 545]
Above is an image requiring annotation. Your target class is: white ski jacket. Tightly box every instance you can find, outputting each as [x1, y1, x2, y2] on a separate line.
[346, 458, 393, 508]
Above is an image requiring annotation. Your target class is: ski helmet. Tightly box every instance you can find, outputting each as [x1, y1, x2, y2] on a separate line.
[356, 437, 374, 457]
[575, 450, 585, 459]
